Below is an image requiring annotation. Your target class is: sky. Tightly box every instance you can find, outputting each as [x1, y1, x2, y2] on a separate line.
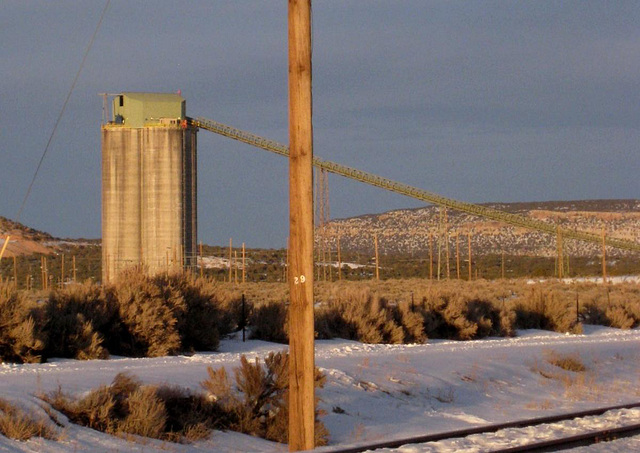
[1, 1, 638, 248]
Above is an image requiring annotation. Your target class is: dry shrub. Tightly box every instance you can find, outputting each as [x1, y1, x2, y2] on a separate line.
[0, 282, 44, 363]
[201, 351, 328, 446]
[152, 274, 231, 352]
[44, 373, 134, 433]
[7, 270, 247, 361]
[391, 301, 427, 343]
[43, 356, 329, 446]
[44, 282, 112, 360]
[46, 271, 237, 358]
[439, 295, 479, 340]
[313, 283, 516, 343]
[246, 279, 640, 343]
[514, 288, 580, 333]
[580, 287, 639, 329]
[105, 270, 182, 357]
[155, 385, 223, 441]
[43, 372, 214, 442]
[0, 398, 56, 440]
[415, 290, 510, 340]
[316, 289, 404, 344]
[118, 386, 167, 439]
[605, 305, 635, 329]
[582, 300, 635, 329]
[249, 302, 289, 343]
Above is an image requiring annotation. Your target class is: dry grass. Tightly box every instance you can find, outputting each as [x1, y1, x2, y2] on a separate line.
[528, 350, 601, 401]
[545, 351, 587, 373]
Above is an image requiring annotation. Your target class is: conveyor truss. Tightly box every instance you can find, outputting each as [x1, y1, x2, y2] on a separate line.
[190, 117, 640, 254]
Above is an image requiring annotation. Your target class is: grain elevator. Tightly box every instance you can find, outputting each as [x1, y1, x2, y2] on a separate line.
[101, 92, 197, 282]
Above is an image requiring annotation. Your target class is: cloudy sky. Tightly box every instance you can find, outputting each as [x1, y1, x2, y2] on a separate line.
[1, 1, 638, 248]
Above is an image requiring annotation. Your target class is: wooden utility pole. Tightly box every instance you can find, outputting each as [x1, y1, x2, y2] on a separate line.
[41, 256, 48, 290]
[199, 242, 204, 278]
[601, 228, 607, 284]
[234, 251, 238, 284]
[228, 238, 233, 283]
[288, 0, 315, 449]
[437, 209, 443, 280]
[556, 227, 564, 279]
[242, 242, 246, 284]
[456, 233, 461, 280]
[374, 233, 380, 281]
[444, 209, 450, 279]
[429, 232, 433, 280]
[337, 230, 342, 281]
[468, 230, 472, 281]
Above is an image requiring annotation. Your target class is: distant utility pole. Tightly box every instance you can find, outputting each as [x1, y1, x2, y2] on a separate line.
[288, 0, 315, 450]
[374, 233, 380, 281]
[556, 226, 564, 279]
[337, 229, 342, 281]
[428, 232, 433, 280]
[468, 230, 473, 281]
[456, 233, 461, 280]
[228, 238, 233, 283]
[242, 242, 246, 284]
[601, 228, 607, 284]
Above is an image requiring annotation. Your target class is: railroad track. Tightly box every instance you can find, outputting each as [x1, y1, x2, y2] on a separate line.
[328, 402, 640, 453]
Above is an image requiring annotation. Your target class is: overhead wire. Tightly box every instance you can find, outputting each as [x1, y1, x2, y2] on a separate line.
[15, 0, 111, 224]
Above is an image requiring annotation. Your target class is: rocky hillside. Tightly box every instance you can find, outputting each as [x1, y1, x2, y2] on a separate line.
[0, 216, 56, 256]
[320, 199, 640, 258]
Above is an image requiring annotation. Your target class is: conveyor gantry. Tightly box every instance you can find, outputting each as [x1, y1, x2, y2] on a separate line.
[191, 117, 640, 254]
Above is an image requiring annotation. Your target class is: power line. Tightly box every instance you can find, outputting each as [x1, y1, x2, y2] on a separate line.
[15, 0, 111, 224]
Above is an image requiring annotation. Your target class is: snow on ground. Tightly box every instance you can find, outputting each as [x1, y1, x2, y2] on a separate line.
[527, 275, 640, 285]
[2, 326, 640, 452]
[363, 408, 640, 452]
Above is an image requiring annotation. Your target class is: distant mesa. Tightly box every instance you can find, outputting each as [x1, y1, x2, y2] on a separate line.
[319, 199, 640, 258]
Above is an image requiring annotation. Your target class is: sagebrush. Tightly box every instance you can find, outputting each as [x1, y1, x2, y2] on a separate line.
[43, 353, 329, 446]
[2, 276, 640, 364]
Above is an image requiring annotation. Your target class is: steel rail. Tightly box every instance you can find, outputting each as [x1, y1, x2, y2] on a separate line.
[321, 402, 640, 453]
[495, 422, 640, 452]
[191, 117, 640, 254]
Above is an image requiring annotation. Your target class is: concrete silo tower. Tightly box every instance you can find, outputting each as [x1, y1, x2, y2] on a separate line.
[101, 92, 197, 282]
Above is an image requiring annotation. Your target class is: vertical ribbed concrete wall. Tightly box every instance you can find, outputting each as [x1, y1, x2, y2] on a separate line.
[102, 124, 197, 282]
